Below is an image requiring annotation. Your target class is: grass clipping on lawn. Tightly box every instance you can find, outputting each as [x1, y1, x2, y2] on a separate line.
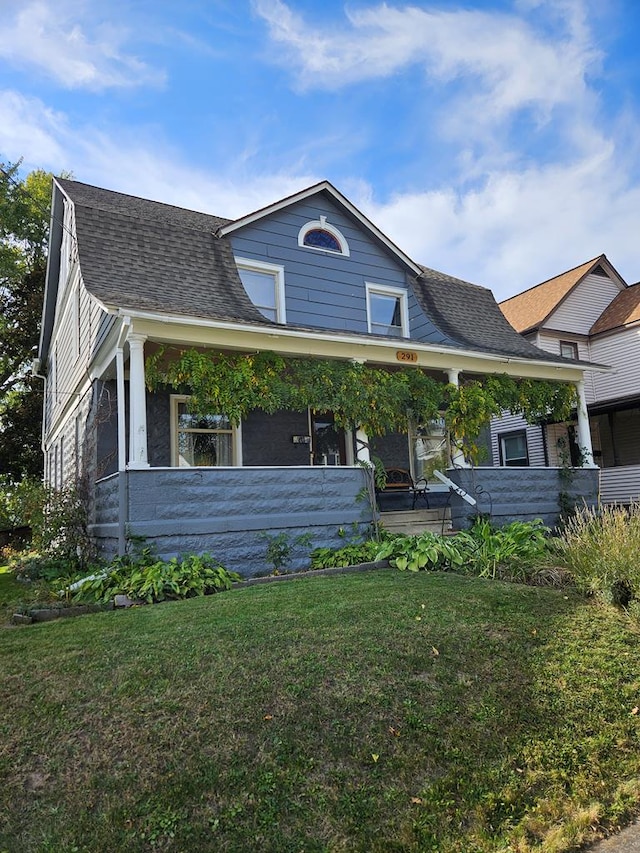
[2, 570, 640, 853]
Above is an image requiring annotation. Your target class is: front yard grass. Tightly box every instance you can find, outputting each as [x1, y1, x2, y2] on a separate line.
[2, 569, 640, 852]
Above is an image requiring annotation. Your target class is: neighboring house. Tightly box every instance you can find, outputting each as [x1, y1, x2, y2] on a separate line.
[37, 179, 595, 572]
[494, 254, 640, 505]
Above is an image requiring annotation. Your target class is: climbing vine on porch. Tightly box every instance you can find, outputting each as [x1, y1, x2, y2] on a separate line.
[145, 348, 577, 461]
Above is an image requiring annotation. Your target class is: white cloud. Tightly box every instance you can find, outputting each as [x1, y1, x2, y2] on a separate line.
[0, 1, 163, 90]
[252, 0, 600, 126]
[0, 88, 318, 220]
[363, 139, 640, 300]
[0, 90, 67, 165]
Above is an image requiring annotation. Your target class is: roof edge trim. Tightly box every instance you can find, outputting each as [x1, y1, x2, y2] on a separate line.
[217, 180, 422, 276]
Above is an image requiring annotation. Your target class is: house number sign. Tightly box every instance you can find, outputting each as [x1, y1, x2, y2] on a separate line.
[396, 350, 418, 363]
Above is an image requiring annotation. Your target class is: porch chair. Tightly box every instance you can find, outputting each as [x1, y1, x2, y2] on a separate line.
[381, 467, 430, 509]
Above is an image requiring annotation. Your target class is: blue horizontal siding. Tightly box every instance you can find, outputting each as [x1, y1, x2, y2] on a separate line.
[229, 194, 445, 344]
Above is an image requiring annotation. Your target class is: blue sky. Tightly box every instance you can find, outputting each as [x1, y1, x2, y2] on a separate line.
[2, 0, 640, 300]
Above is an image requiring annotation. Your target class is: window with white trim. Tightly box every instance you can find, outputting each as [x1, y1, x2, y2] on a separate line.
[171, 395, 241, 467]
[499, 430, 529, 466]
[236, 257, 286, 323]
[366, 283, 409, 338]
[560, 340, 579, 360]
[298, 215, 349, 256]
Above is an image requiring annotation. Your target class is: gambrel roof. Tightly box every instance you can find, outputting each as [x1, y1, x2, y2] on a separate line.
[42, 178, 582, 366]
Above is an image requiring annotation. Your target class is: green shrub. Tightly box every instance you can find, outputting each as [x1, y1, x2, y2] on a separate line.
[551, 502, 640, 601]
[9, 551, 79, 583]
[374, 531, 464, 572]
[261, 531, 312, 574]
[372, 518, 549, 578]
[76, 552, 241, 604]
[454, 517, 550, 580]
[310, 539, 382, 569]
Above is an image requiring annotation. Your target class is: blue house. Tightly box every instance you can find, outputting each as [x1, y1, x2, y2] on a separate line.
[38, 179, 596, 573]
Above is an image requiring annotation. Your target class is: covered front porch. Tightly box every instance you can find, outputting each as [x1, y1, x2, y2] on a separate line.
[86, 312, 598, 571]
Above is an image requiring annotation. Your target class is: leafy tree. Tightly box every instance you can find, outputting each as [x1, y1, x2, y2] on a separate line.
[0, 161, 53, 480]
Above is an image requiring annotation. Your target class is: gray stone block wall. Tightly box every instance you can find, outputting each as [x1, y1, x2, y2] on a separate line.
[91, 466, 374, 575]
[447, 467, 600, 529]
[93, 473, 120, 525]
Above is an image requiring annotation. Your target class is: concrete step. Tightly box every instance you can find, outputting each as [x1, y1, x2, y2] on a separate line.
[380, 508, 452, 536]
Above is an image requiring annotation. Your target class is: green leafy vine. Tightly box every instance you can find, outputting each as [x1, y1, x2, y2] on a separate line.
[145, 348, 577, 463]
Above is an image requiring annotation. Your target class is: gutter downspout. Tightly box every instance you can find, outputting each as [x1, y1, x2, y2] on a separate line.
[32, 359, 48, 465]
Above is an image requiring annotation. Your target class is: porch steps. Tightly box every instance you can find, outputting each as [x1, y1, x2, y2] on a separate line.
[380, 508, 452, 536]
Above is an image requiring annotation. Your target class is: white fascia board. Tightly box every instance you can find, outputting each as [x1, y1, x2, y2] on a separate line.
[89, 315, 129, 380]
[115, 307, 604, 381]
[217, 180, 422, 276]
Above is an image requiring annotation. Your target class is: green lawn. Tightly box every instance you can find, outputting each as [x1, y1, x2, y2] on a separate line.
[2, 569, 640, 852]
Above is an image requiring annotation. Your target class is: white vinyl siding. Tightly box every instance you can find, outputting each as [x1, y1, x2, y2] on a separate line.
[600, 466, 640, 504]
[536, 333, 597, 404]
[590, 327, 640, 403]
[545, 273, 623, 335]
[489, 412, 546, 466]
[536, 332, 591, 360]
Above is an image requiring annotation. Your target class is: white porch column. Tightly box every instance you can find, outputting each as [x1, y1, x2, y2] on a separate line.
[355, 426, 371, 464]
[575, 380, 597, 468]
[116, 347, 127, 472]
[446, 368, 469, 468]
[127, 333, 149, 468]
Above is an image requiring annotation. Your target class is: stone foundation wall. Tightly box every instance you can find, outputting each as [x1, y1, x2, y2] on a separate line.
[90, 466, 374, 576]
[447, 467, 600, 530]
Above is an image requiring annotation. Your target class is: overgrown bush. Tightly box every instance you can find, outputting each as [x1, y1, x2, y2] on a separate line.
[0, 476, 45, 533]
[454, 516, 550, 580]
[551, 502, 640, 602]
[9, 551, 80, 583]
[1, 479, 94, 572]
[76, 551, 242, 604]
[373, 518, 550, 579]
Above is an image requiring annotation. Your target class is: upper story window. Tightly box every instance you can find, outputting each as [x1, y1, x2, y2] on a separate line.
[560, 340, 579, 360]
[366, 283, 409, 338]
[298, 215, 349, 257]
[236, 257, 286, 324]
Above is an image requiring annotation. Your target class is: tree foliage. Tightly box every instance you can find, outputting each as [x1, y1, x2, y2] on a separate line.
[0, 161, 53, 480]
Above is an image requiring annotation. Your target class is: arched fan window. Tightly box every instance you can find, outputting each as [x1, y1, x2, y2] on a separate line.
[298, 215, 349, 256]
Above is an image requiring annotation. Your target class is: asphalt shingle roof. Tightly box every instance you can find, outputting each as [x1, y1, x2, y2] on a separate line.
[413, 266, 570, 361]
[56, 178, 576, 364]
[590, 282, 640, 335]
[57, 179, 270, 326]
[499, 257, 603, 333]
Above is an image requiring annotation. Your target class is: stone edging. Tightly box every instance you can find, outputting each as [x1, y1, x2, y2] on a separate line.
[235, 560, 390, 587]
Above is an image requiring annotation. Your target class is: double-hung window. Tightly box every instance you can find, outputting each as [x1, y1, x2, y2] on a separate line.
[171, 396, 240, 467]
[499, 431, 529, 466]
[560, 340, 579, 360]
[236, 257, 286, 323]
[366, 283, 409, 338]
